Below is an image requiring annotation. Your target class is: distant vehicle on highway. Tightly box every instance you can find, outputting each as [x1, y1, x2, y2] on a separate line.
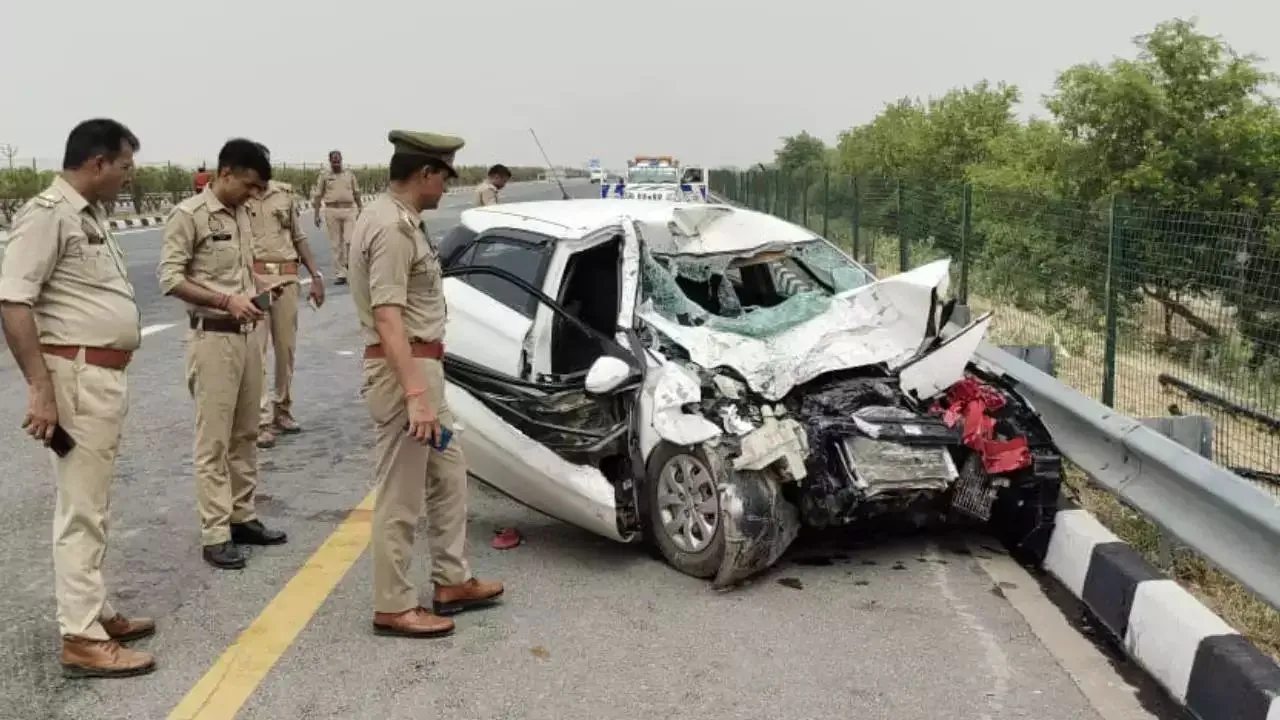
[432, 198, 1062, 588]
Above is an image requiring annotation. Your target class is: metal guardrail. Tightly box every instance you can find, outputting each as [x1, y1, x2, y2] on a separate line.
[707, 189, 1280, 611]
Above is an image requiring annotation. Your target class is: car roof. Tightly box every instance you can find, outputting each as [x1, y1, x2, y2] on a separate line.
[459, 199, 821, 256]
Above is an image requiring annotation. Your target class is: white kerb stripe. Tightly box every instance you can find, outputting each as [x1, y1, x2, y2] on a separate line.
[1125, 579, 1239, 703]
[1043, 509, 1121, 598]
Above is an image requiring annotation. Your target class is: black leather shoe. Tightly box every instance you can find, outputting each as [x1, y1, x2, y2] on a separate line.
[231, 519, 288, 546]
[202, 542, 245, 569]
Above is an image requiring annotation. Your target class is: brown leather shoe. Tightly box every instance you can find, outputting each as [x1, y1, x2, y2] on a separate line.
[256, 428, 276, 449]
[432, 577, 505, 616]
[274, 416, 301, 434]
[371, 607, 455, 638]
[100, 613, 156, 643]
[61, 636, 156, 679]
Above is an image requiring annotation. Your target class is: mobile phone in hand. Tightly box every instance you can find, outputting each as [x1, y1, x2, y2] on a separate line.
[49, 424, 76, 457]
[251, 291, 273, 311]
[402, 422, 452, 451]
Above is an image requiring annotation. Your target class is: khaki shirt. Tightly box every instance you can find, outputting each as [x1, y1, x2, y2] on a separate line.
[476, 180, 499, 206]
[248, 180, 306, 266]
[156, 187, 255, 319]
[348, 194, 446, 346]
[0, 177, 141, 351]
[312, 167, 360, 206]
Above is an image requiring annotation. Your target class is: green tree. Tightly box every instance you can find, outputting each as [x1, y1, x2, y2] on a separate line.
[1046, 17, 1280, 356]
[774, 131, 828, 176]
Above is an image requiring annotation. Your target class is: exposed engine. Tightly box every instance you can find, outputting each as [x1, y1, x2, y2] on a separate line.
[684, 361, 1063, 565]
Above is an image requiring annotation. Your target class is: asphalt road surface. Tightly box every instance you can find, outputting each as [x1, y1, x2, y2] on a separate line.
[0, 179, 1180, 720]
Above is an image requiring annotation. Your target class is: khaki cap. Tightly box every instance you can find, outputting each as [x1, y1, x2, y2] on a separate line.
[388, 130, 465, 179]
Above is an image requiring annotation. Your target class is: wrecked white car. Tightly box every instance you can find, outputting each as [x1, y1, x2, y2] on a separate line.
[436, 199, 1063, 588]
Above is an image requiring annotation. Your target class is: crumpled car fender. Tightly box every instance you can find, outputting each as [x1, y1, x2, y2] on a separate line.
[643, 361, 722, 448]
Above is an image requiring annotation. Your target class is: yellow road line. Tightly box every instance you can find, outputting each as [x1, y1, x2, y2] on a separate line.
[168, 490, 377, 720]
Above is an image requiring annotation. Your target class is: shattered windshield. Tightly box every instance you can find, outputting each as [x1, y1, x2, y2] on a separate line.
[641, 239, 876, 338]
[627, 167, 680, 184]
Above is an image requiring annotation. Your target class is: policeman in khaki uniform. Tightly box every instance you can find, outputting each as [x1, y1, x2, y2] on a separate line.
[474, 163, 511, 206]
[0, 119, 156, 678]
[245, 178, 326, 448]
[157, 139, 288, 571]
[311, 149, 362, 285]
[348, 130, 504, 638]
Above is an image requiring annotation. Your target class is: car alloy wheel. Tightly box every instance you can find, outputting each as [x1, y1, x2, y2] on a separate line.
[656, 453, 720, 553]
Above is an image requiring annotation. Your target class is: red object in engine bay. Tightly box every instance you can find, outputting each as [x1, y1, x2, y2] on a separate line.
[931, 376, 1032, 475]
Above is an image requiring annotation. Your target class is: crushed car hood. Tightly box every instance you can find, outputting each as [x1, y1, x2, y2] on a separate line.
[637, 259, 978, 401]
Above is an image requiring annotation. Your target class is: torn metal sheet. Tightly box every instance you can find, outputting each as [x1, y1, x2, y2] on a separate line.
[898, 313, 994, 401]
[646, 361, 723, 446]
[638, 204, 820, 257]
[443, 380, 626, 541]
[638, 259, 956, 401]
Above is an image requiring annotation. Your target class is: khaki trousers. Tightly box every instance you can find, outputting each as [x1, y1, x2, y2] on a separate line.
[259, 281, 300, 428]
[323, 207, 357, 279]
[46, 351, 128, 640]
[185, 326, 262, 546]
[362, 357, 470, 614]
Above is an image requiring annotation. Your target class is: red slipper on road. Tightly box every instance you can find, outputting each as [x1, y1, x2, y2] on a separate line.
[492, 527, 521, 550]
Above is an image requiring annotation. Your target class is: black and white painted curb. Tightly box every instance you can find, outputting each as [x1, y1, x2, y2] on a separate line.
[1044, 507, 1280, 720]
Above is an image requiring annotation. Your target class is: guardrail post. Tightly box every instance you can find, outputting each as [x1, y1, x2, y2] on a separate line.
[959, 183, 972, 304]
[851, 176, 862, 261]
[1102, 194, 1121, 408]
[770, 170, 778, 215]
[821, 171, 829, 238]
[897, 179, 908, 271]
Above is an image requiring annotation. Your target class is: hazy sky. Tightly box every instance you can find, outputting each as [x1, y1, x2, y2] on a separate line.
[2, 0, 1276, 171]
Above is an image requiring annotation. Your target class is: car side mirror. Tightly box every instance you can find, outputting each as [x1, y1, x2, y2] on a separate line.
[585, 356, 634, 395]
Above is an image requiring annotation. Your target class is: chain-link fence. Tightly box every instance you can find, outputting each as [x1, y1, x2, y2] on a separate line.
[712, 168, 1280, 500]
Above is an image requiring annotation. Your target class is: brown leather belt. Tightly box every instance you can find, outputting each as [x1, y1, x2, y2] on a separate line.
[325, 201, 355, 208]
[254, 260, 299, 275]
[363, 339, 444, 360]
[190, 314, 253, 334]
[40, 344, 133, 370]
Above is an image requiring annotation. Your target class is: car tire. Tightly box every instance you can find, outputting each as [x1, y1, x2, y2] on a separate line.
[644, 443, 725, 579]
